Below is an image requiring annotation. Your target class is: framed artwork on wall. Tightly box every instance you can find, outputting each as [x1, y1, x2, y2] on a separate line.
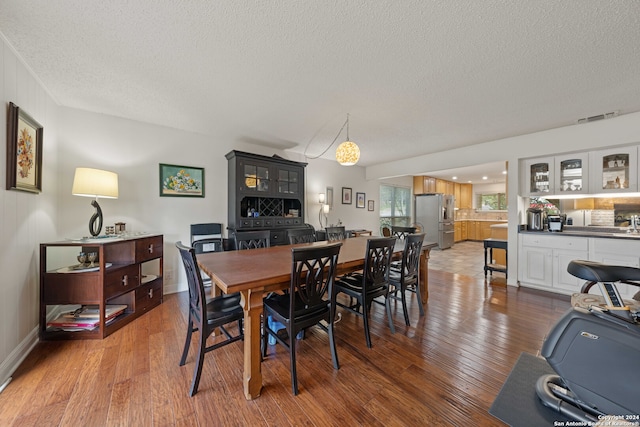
[368, 200, 374, 211]
[6, 102, 43, 193]
[159, 163, 204, 197]
[356, 192, 365, 208]
[342, 187, 352, 204]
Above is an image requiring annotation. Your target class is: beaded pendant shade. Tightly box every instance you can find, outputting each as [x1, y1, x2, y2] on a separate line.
[335, 114, 360, 166]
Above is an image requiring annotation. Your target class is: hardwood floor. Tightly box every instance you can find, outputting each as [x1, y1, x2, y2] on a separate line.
[0, 262, 570, 426]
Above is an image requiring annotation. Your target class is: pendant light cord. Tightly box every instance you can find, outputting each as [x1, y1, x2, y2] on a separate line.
[303, 115, 349, 160]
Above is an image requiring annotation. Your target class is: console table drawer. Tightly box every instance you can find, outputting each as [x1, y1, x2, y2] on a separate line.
[136, 280, 163, 314]
[105, 265, 140, 299]
[135, 236, 163, 262]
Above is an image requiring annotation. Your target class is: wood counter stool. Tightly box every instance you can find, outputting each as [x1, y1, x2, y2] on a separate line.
[484, 238, 507, 279]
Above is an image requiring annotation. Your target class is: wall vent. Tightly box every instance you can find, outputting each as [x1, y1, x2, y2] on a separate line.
[577, 111, 618, 124]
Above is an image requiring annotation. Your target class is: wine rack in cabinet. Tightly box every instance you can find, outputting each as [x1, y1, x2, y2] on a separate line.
[39, 234, 163, 340]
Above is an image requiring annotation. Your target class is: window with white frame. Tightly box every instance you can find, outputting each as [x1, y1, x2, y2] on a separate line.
[379, 185, 411, 231]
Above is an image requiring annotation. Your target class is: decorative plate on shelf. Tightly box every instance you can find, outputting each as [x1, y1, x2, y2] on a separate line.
[56, 263, 113, 273]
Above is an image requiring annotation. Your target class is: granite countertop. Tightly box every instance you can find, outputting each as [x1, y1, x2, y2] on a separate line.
[455, 219, 508, 222]
[490, 223, 508, 228]
[519, 226, 640, 240]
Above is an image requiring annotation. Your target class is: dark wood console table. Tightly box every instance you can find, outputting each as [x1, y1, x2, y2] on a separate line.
[39, 234, 163, 340]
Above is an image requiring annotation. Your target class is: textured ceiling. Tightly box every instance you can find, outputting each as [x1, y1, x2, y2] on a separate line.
[1, 1, 640, 181]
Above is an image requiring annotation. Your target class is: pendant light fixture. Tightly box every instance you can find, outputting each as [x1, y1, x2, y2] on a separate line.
[335, 114, 360, 166]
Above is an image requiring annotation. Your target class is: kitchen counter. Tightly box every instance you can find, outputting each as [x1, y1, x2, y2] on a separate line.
[519, 226, 640, 240]
[456, 219, 508, 222]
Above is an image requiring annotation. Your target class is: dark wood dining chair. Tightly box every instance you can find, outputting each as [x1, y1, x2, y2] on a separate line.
[391, 225, 417, 239]
[190, 223, 224, 287]
[389, 233, 425, 325]
[190, 223, 223, 254]
[262, 242, 342, 395]
[234, 230, 270, 250]
[335, 237, 396, 348]
[176, 242, 244, 396]
[287, 227, 316, 244]
[325, 226, 347, 241]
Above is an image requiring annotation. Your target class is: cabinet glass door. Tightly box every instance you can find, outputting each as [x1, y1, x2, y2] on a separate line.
[277, 168, 299, 195]
[529, 162, 550, 193]
[243, 164, 270, 193]
[558, 158, 584, 193]
[600, 154, 629, 190]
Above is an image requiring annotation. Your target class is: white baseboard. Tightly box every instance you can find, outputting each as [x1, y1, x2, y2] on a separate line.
[0, 326, 39, 394]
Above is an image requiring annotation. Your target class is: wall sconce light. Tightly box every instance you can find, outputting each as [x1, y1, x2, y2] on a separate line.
[72, 167, 119, 236]
[318, 193, 329, 229]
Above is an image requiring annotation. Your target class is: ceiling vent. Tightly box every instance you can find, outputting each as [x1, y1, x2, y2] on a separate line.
[577, 111, 618, 124]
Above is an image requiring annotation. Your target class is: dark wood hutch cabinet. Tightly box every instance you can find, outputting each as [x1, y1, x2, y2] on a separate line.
[226, 150, 307, 246]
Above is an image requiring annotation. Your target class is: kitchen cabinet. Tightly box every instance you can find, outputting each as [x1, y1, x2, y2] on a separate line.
[435, 179, 454, 195]
[459, 184, 472, 209]
[227, 151, 307, 245]
[589, 146, 638, 193]
[522, 156, 554, 196]
[466, 221, 477, 240]
[589, 238, 640, 298]
[413, 176, 436, 194]
[554, 152, 589, 195]
[40, 234, 163, 340]
[454, 222, 462, 242]
[518, 233, 588, 293]
[490, 224, 507, 266]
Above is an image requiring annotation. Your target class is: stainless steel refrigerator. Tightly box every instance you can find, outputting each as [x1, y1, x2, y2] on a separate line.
[414, 194, 455, 249]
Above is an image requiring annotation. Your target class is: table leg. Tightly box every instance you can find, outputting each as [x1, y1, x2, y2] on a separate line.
[419, 248, 431, 303]
[240, 288, 264, 400]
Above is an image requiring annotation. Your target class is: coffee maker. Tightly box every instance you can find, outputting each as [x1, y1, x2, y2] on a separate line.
[547, 215, 563, 232]
[527, 208, 545, 231]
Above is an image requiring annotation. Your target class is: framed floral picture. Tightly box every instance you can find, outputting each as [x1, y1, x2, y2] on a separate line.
[342, 187, 352, 204]
[6, 102, 43, 193]
[159, 163, 204, 197]
[368, 200, 375, 211]
[356, 192, 365, 208]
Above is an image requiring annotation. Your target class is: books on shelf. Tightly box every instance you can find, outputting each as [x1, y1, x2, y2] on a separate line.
[47, 304, 127, 331]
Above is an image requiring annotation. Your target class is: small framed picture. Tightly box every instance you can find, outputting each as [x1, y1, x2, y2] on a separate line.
[368, 200, 374, 211]
[342, 187, 352, 204]
[159, 163, 205, 197]
[6, 102, 43, 193]
[356, 192, 365, 208]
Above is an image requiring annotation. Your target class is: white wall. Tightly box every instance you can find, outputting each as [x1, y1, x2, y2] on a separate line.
[56, 107, 379, 294]
[0, 38, 59, 385]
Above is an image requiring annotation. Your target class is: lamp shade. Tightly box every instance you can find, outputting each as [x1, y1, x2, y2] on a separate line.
[335, 141, 360, 166]
[72, 167, 119, 198]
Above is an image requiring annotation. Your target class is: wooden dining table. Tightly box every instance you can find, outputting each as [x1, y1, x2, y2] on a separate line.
[196, 236, 437, 400]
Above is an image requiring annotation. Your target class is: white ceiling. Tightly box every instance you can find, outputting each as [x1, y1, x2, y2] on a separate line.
[1, 1, 640, 181]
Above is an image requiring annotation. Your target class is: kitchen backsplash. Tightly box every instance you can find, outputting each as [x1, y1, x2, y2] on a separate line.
[455, 208, 507, 221]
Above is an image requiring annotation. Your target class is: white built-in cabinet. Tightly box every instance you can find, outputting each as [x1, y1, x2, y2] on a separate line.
[589, 238, 640, 299]
[554, 152, 590, 196]
[518, 233, 640, 299]
[522, 153, 590, 197]
[518, 234, 587, 293]
[588, 146, 638, 193]
[520, 144, 640, 196]
[522, 157, 554, 196]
